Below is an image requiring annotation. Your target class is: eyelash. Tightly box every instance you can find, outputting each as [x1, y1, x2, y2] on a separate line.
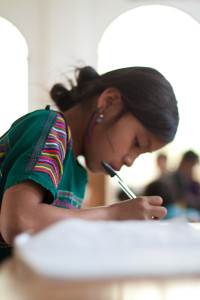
[134, 137, 140, 148]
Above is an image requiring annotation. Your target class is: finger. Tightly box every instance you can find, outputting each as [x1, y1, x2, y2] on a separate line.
[151, 206, 167, 220]
[148, 196, 163, 206]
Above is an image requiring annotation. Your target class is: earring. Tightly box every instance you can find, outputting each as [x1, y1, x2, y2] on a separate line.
[85, 107, 104, 144]
[96, 113, 104, 124]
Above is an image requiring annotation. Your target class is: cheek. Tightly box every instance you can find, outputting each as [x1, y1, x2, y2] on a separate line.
[84, 123, 131, 171]
[94, 134, 114, 159]
[91, 133, 118, 166]
[103, 125, 133, 157]
[83, 134, 111, 172]
[101, 130, 124, 157]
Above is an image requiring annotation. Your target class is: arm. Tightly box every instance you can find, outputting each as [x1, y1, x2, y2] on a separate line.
[0, 180, 167, 245]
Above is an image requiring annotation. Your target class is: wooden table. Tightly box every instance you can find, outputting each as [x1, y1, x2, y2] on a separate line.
[1, 222, 200, 300]
[0, 255, 200, 300]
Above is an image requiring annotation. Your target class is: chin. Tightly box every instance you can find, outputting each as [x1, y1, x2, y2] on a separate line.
[86, 160, 104, 174]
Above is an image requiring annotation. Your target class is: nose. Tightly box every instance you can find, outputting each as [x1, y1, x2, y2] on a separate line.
[123, 155, 136, 167]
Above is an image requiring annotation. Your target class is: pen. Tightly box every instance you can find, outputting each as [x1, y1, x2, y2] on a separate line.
[101, 161, 136, 199]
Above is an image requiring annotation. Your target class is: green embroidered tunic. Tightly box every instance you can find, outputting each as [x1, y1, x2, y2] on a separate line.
[0, 109, 88, 261]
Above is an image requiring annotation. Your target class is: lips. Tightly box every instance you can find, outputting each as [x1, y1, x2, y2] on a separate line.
[109, 163, 121, 172]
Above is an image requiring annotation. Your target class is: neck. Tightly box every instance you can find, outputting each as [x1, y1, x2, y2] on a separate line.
[62, 105, 88, 158]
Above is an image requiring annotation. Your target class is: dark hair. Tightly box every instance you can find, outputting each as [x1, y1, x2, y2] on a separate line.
[50, 66, 179, 143]
[181, 150, 199, 164]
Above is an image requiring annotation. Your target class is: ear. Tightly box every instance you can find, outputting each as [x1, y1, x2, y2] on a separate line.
[97, 88, 122, 109]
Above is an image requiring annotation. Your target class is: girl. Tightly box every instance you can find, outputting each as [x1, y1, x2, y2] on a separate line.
[0, 66, 179, 261]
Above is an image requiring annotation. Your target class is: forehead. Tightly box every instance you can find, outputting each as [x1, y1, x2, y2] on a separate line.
[125, 113, 166, 152]
[147, 131, 167, 152]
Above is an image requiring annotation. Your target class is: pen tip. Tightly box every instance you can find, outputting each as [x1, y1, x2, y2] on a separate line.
[101, 161, 115, 177]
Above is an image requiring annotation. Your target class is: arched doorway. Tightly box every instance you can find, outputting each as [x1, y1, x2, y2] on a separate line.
[0, 17, 28, 136]
[97, 5, 200, 195]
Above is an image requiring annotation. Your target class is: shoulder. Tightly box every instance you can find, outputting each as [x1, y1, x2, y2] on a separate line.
[23, 109, 64, 125]
[2, 109, 68, 152]
[29, 109, 69, 149]
[10, 109, 67, 134]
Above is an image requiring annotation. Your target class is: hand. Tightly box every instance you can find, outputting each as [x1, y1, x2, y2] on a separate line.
[108, 196, 167, 221]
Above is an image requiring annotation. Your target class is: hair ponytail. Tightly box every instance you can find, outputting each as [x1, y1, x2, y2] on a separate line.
[50, 66, 100, 111]
[76, 66, 99, 86]
[50, 84, 74, 111]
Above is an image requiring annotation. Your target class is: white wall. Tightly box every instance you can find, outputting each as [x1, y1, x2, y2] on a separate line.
[0, 0, 200, 110]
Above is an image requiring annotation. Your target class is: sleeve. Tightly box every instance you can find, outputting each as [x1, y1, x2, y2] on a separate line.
[3, 110, 67, 202]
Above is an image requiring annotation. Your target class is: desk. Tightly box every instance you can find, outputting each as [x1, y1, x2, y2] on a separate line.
[0, 257, 200, 300]
[1, 220, 200, 300]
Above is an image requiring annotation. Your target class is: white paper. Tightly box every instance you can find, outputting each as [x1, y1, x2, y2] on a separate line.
[14, 219, 200, 279]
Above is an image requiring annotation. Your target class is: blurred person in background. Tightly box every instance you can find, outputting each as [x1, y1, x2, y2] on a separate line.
[145, 150, 200, 221]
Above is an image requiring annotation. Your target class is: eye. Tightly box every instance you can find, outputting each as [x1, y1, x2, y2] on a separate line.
[134, 137, 140, 148]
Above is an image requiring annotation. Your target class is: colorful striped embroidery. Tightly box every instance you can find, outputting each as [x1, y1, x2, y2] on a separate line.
[33, 114, 67, 188]
[26, 112, 56, 171]
[52, 190, 83, 209]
